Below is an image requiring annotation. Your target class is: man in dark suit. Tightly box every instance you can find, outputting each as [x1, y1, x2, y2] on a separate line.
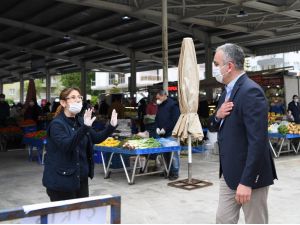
[287, 95, 300, 123]
[208, 43, 277, 224]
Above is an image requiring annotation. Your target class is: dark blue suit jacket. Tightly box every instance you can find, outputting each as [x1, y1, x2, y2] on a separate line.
[209, 74, 277, 190]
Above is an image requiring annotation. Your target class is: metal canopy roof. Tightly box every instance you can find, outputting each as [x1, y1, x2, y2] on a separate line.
[1, 0, 300, 83]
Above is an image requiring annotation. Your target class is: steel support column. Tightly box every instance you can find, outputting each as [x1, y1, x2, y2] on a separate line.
[130, 50, 136, 98]
[81, 62, 87, 101]
[19, 74, 24, 104]
[0, 80, 3, 94]
[162, 0, 169, 94]
[46, 69, 51, 102]
[205, 35, 214, 101]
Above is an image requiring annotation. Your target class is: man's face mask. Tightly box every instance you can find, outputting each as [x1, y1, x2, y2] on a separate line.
[214, 64, 230, 84]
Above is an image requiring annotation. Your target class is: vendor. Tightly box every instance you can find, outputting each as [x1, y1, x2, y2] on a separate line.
[269, 98, 285, 115]
[0, 93, 10, 127]
[288, 95, 300, 123]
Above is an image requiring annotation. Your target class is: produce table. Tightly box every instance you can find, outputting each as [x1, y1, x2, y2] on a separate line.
[94, 145, 181, 184]
[268, 133, 300, 157]
[22, 137, 47, 164]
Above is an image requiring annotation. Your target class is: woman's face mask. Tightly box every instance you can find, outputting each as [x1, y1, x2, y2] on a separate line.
[294, 98, 299, 103]
[68, 102, 82, 114]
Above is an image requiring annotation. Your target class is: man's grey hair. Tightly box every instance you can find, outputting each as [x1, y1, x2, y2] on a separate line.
[157, 89, 167, 96]
[216, 43, 245, 70]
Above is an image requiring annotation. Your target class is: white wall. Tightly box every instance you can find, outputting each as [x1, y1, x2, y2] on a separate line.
[284, 76, 300, 108]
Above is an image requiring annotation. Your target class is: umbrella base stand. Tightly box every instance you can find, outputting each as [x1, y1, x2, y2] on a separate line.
[168, 178, 213, 191]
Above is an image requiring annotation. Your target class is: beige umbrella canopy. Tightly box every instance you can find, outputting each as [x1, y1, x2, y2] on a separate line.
[172, 38, 204, 142]
[171, 38, 204, 185]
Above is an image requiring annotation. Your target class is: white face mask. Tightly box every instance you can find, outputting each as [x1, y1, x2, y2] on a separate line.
[215, 69, 224, 83]
[156, 99, 162, 105]
[68, 102, 82, 114]
[214, 64, 228, 84]
[294, 99, 299, 103]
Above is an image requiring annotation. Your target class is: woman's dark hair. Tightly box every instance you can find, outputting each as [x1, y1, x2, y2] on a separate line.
[54, 87, 81, 117]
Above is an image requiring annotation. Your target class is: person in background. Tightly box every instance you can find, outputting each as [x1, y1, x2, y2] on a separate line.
[208, 43, 277, 224]
[99, 97, 109, 117]
[269, 98, 285, 115]
[43, 87, 118, 201]
[51, 99, 60, 113]
[42, 102, 51, 115]
[10, 102, 23, 121]
[144, 95, 158, 137]
[0, 93, 10, 127]
[24, 99, 42, 122]
[155, 90, 180, 180]
[287, 95, 300, 124]
[108, 94, 125, 119]
[137, 98, 147, 132]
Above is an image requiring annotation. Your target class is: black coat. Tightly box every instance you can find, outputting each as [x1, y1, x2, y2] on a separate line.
[208, 74, 277, 190]
[288, 101, 300, 123]
[43, 112, 115, 192]
[155, 97, 180, 137]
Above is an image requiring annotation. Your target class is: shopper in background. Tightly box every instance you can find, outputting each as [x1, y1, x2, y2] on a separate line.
[108, 94, 125, 119]
[43, 87, 118, 202]
[23, 98, 42, 122]
[137, 98, 147, 132]
[208, 43, 277, 224]
[287, 95, 300, 123]
[99, 97, 109, 117]
[155, 90, 180, 180]
[144, 95, 158, 137]
[0, 93, 10, 127]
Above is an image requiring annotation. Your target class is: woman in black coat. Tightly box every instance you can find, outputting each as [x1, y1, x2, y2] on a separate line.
[43, 87, 118, 201]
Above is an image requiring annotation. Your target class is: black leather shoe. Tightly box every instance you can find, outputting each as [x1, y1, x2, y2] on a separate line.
[168, 174, 179, 181]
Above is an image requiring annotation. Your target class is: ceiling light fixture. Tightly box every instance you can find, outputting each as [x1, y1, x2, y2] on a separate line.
[63, 34, 71, 40]
[236, 9, 248, 18]
[122, 16, 131, 20]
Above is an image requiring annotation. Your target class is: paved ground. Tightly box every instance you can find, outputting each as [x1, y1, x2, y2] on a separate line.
[0, 149, 299, 223]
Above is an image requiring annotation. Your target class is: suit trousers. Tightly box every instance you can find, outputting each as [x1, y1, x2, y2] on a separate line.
[216, 176, 269, 224]
[46, 177, 89, 202]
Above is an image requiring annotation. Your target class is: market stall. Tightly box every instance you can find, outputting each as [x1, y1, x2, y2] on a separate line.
[22, 130, 47, 164]
[0, 126, 23, 152]
[268, 121, 300, 157]
[94, 137, 181, 184]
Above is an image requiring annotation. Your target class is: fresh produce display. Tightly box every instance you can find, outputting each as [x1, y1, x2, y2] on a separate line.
[95, 137, 121, 147]
[19, 119, 36, 127]
[268, 122, 300, 135]
[24, 130, 47, 140]
[0, 126, 22, 134]
[287, 123, 300, 134]
[277, 125, 288, 135]
[268, 112, 283, 124]
[122, 138, 161, 150]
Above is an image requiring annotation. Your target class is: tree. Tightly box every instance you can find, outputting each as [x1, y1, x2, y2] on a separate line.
[59, 71, 101, 97]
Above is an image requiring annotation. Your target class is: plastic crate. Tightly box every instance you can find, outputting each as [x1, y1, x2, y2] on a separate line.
[181, 145, 205, 153]
[22, 126, 37, 134]
[93, 151, 103, 164]
[103, 152, 130, 169]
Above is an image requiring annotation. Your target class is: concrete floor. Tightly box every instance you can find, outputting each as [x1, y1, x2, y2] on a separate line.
[0, 149, 299, 224]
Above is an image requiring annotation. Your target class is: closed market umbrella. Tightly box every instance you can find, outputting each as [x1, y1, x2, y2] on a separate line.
[25, 79, 37, 107]
[172, 37, 204, 184]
